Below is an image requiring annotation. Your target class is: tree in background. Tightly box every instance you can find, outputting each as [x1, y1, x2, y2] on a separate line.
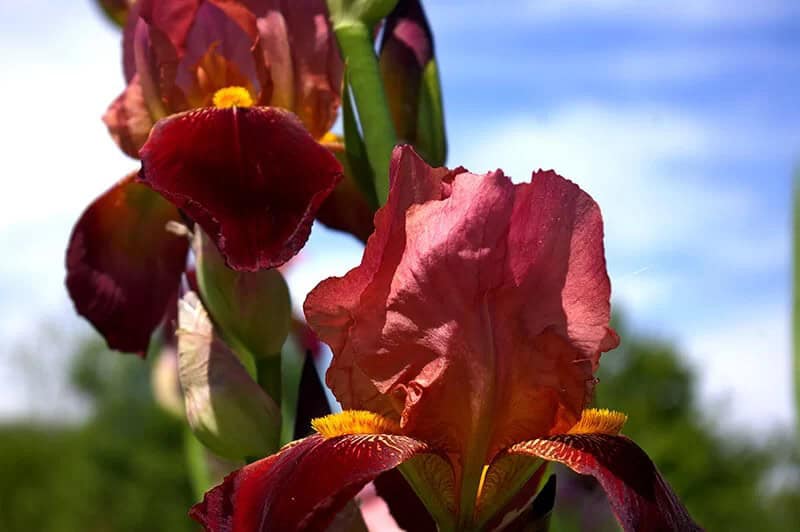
[0, 318, 798, 531]
[0, 338, 195, 532]
[551, 316, 800, 531]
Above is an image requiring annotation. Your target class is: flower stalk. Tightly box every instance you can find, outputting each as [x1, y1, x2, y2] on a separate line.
[328, 9, 398, 204]
[793, 169, 800, 445]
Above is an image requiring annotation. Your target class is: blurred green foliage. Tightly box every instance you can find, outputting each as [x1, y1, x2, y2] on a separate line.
[0, 338, 195, 532]
[552, 317, 800, 532]
[1, 319, 798, 531]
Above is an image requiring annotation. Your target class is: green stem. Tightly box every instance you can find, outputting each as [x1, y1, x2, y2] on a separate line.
[332, 20, 397, 205]
[257, 355, 282, 409]
[793, 170, 800, 444]
[184, 427, 213, 501]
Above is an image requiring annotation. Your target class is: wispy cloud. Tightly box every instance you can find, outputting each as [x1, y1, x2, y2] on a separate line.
[523, 0, 800, 26]
[428, 0, 800, 32]
[449, 101, 792, 432]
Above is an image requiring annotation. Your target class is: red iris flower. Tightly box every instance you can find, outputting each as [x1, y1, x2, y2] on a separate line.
[189, 146, 702, 531]
[66, 0, 345, 353]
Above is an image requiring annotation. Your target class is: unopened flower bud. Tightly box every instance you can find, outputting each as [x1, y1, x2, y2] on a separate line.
[177, 292, 281, 460]
[150, 346, 184, 419]
[379, 0, 446, 166]
[328, 0, 400, 27]
[194, 230, 291, 360]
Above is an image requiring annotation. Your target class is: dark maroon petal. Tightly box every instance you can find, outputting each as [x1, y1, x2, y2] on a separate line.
[508, 434, 703, 532]
[190, 433, 429, 532]
[65, 174, 189, 354]
[379, 0, 433, 142]
[292, 354, 331, 439]
[373, 468, 437, 532]
[139, 106, 343, 271]
[175, 0, 269, 108]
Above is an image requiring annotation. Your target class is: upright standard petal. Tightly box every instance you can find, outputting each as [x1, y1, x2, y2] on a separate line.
[102, 76, 154, 159]
[508, 434, 702, 532]
[175, 0, 270, 108]
[305, 145, 454, 420]
[250, 0, 344, 138]
[65, 174, 189, 354]
[305, 146, 618, 463]
[139, 106, 343, 271]
[190, 433, 429, 532]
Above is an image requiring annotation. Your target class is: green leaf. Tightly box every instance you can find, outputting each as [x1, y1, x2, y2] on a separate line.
[416, 59, 447, 167]
[279, 336, 305, 446]
[342, 70, 379, 207]
[329, 17, 397, 205]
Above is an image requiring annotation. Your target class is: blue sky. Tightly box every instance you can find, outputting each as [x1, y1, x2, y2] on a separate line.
[0, 0, 798, 436]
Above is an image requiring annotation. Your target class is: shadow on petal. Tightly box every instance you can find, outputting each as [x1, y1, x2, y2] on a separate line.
[190, 433, 430, 532]
[65, 174, 189, 354]
[508, 434, 703, 532]
[139, 106, 342, 271]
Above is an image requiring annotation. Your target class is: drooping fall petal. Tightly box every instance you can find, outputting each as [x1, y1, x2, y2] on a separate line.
[139, 106, 343, 271]
[190, 432, 429, 532]
[508, 434, 703, 532]
[65, 174, 188, 354]
[305, 146, 618, 462]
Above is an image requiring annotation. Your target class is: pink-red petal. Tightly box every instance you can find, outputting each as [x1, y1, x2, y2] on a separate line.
[139, 106, 343, 271]
[508, 434, 702, 532]
[190, 433, 429, 532]
[250, 0, 343, 138]
[102, 77, 154, 159]
[65, 174, 189, 354]
[305, 146, 618, 461]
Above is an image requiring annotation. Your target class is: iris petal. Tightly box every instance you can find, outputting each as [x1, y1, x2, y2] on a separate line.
[65, 174, 188, 354]
[139, 106, 342, 271]
[508, 434, 702, 532]
[190, 433, 429, 532]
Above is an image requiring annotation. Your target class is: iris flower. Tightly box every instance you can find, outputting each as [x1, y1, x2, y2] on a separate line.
[189, 146, 701, 531]
[66, 0, 347, 353]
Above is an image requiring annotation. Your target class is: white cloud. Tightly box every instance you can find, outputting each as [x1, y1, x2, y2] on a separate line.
[427, 0, 800, 39]
[451, 103, 753, 259]
[522, 0, 800, 26]
[451, 102, 792, 433]
[684, 303, 793, 433]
